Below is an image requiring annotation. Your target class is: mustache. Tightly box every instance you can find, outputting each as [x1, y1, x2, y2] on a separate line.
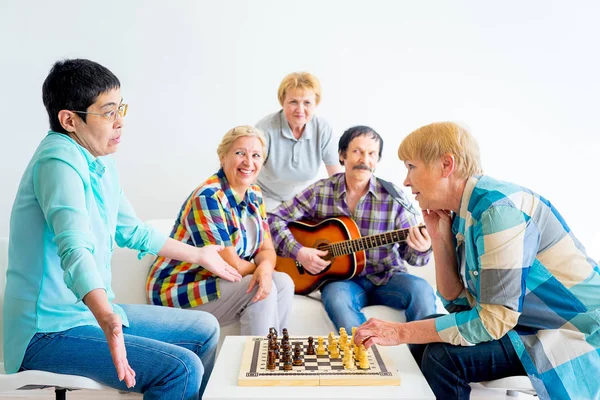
[353, 164, 373, 171]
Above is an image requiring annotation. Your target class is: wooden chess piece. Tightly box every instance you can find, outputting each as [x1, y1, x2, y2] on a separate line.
[344, 347, 356, 370]
[306, 336, 315, 355]
[358, 344, 369, 370]
[328, 336, 337, 352]
[271, 338, 280, 359]
[267, 349, 276, 370]
[339, 333, 347, 348]
[269, 327, 278, 338]
[293, 343, 303, 366]
[316, 336, 326, 355]
[340, 341, 348, 358]
[330, 339, 340, 358]
[283, 357, 293, 370]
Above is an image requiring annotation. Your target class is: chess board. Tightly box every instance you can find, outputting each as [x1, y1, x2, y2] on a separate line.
[238, 336, 400, 386]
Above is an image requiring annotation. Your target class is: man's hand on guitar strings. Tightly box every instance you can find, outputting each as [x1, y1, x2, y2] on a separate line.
[406, 225, 432, 252]
[296, 247, 331, 274]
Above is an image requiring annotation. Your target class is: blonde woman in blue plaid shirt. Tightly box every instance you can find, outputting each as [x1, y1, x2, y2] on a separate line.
[355, 122, 599, 399]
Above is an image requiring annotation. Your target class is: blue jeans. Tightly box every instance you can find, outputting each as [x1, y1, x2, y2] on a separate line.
[409, 315, 526, 399]
[20, 304, 219, 400]
[320, 272, 436, 332]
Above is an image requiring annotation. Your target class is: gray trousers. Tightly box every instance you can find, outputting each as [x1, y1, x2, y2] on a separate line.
[193, 271, 294, 335]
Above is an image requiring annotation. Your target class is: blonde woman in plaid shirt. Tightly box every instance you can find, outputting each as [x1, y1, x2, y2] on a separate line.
[355, 122, 600, 400]
[148, 126, 294, 336]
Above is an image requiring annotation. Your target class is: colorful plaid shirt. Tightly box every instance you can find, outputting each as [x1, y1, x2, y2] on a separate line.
[268, 173, 430, 286]
[146, 169, 270, 308]
[435, 175, 600, 400]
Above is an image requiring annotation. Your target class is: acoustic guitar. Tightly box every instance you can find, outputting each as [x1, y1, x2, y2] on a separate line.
[275, 216, 422, 295]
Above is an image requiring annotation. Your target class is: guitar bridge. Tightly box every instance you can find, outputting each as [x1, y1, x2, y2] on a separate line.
[294, 260, 305, 275]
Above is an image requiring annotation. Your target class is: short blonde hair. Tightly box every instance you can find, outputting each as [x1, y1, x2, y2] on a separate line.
[217, 125, 267, 164]
[277, 72, 322, 106]
[398, 122, 483, 179]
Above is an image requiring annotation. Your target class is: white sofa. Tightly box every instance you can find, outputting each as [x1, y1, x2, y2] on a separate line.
[0, 219, 535, 397]
[113, 219, 443, 341]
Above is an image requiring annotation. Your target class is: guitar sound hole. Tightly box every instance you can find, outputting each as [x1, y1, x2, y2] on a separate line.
[315, 242, 332, 261]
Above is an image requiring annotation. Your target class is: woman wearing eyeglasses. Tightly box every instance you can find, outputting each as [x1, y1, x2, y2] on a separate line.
[147, 125, 294, 336]
[3, 59, 241, 399]
[255, 72, 343, 211]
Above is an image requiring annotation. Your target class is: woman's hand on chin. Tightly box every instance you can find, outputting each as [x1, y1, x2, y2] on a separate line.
[421, 209, 453, 242]
[197, 245, 242, 282]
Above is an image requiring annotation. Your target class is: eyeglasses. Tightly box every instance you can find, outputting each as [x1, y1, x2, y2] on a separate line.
[71, 103, 128, 122]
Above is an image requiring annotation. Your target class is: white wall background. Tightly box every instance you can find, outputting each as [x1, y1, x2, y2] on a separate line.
[1, 0, 599, 259]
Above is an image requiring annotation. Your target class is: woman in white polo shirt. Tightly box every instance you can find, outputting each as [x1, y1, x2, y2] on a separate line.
[255, 72, 343, 211]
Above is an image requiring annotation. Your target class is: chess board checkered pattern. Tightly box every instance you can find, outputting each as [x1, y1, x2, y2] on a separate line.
[238, 336, 401, 386]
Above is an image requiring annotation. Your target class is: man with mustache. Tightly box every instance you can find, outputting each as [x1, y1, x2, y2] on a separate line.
[268, 126, 436, 331]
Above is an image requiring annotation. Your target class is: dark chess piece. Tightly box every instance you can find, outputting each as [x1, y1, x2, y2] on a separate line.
[282, 343, 291, 361]
[293, 343, 303, 366]
[306, 336, 315, 355]
[283, 357, 293, 371]
[282, 328, 289, 339]
[269, 337, 280, 359]
[267, 349, 276, 370]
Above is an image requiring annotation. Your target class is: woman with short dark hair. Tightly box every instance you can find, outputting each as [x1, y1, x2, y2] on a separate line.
[4, 59, 241, 399]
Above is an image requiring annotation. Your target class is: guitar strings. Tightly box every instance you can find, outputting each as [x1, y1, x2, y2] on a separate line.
[322, 226, 423, 257]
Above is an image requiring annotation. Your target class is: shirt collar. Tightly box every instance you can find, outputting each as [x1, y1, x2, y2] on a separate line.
[453, 175, 481, 236]
[335, 173, 379, 200]
[279, 110, 314, 140]
[216, 168, 253, 209]
[48, 131, 106, 177]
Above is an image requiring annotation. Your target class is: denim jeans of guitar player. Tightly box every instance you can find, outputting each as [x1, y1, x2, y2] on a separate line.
[320, 272, 436, 332]
[20, 304, 219, 400]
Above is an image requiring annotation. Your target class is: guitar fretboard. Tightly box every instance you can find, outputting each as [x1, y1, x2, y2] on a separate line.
[326, 226, 422, 257]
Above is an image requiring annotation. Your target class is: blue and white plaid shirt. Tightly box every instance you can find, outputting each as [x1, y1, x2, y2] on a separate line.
[435, 175, 600, 399]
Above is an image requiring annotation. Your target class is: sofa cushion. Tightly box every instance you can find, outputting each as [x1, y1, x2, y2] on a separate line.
[110, 219, 444, 343]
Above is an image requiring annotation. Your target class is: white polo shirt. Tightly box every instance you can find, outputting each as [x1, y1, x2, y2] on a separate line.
[255, 110, 339, 206]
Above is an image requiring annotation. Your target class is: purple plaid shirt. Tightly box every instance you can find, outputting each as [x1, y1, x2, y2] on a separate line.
[268, 173, 431, 286]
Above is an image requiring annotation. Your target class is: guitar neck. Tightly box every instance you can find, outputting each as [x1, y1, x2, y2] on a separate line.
[329, 226, 419, 257]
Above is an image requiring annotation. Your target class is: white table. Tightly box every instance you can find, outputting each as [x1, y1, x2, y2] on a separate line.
[204, 336, 435, 400]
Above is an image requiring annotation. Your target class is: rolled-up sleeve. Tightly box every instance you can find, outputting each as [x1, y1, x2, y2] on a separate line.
[268, 186, 318, 259]
[435, 206, 531, 346]
[33, 156, 104, 302]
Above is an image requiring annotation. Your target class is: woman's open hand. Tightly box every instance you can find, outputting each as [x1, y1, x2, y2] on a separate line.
[99, 313, 136, 388]
[196, 245, 242, 282]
